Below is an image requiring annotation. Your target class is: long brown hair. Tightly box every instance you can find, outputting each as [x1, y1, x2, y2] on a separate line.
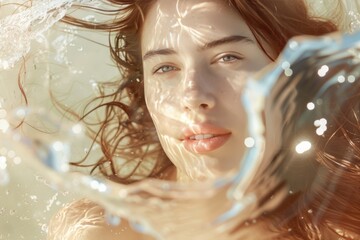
[61, 0, 338, 183]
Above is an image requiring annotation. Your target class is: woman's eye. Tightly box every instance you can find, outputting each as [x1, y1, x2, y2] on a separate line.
[217, 55, 242, 63]
[154, 65, 178, 74]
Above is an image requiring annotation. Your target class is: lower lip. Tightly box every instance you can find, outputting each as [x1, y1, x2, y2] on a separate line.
[183, 134, 231, 154]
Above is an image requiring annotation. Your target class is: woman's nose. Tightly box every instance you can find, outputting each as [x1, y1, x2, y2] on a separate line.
[181, 74, 216, 111]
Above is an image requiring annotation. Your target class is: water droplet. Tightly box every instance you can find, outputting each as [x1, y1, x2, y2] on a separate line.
[284, 68, 293, 77]
[130, 220, 147, 233]
[72, 124, 83, 135]
[16, 108, 26, 118]
[281, 61, 290, 69]
[317, 65, 329, 77]
[289, 40, 299, 50]
[105, 212, 121, 226]
[316, 99, 323, 105]
[30, 195, 38, 202]
[316, 127, 327, 136]
[0, 119, 9, 132]
[83, 15, 97, 22]
[244, 137, 255, 148]
[295, 141, 312, 154]
[314, 118, 327, 127]
[337, 75, 346, 83]
[41, 224, 48, 233]
[307, 102, 315, 110]
[348, 75, 356, 83]
[90, 179, 107, 192]
[314, 118, 328, 135]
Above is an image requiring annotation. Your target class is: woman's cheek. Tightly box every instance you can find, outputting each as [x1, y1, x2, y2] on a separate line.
[145, 81, 178, 122]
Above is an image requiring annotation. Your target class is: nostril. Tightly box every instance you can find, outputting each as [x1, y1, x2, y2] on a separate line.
[200, 103, 209, 109]
[182, 92, 215, 111]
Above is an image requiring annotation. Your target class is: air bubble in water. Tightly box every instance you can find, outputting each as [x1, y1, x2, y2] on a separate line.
[348, 75, 356, 83]
[289, 40, 299, 50]
[9, 209, 16, 215]
[338, 75, 346, 83]
[30, 195, 38, 202]
[41, 224, 48, 233]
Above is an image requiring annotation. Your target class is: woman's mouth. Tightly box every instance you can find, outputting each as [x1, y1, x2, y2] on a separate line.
[181, 124, 231, 154]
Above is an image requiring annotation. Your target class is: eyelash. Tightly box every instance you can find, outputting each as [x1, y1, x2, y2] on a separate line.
[153, 65, 178, 74]
[216, 54, 243, 63]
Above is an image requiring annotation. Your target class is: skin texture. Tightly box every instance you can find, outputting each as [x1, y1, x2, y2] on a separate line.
[142, 0, 272, 182]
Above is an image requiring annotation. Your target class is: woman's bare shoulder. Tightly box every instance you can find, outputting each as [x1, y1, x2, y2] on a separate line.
[47, 198, 153, 240]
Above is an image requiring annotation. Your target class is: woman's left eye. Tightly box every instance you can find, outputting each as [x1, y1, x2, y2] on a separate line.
[217, 54, 242, 63]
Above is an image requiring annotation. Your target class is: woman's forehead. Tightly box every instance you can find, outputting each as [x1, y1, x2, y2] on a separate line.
[143, 0, 231, 28]
[141, 0, 253, 53]
[153, 0, 227, 15]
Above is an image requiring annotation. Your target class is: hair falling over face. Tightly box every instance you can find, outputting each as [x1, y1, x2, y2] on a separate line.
[57, 0, 360, 239]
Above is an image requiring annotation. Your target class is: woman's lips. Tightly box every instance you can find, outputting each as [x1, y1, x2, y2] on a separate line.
[181, 124, 231, 154]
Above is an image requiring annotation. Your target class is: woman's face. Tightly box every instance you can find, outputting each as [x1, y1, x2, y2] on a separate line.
[141, 0, 272, 181]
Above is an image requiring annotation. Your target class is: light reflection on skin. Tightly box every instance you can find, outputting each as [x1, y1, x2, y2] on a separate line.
[141, 0, 272, 182]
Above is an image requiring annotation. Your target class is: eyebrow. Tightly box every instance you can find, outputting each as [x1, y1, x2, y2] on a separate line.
[142, 35, 254, 61]
[199, 35, 254, 50]
[143, 48, 177, 61]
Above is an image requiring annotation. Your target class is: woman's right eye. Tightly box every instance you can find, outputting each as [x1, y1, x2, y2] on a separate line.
[153, 65, 178, 74]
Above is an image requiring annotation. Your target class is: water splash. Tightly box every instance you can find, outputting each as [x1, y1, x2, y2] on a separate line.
[0, 0, 102, 70]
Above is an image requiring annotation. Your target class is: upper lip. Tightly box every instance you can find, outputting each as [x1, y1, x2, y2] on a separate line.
[181, 123, 231, 140]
